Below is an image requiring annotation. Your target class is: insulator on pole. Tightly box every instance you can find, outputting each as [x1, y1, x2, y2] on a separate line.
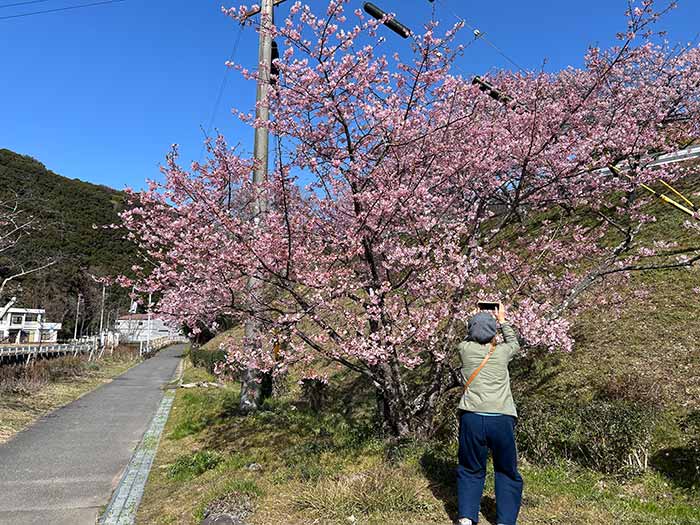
[363, 2, 411, 39]
[271, 40, 280, 84]
[472, 76, 512, 104]
[471, 75, 526, 111]
[242, 0, 287, 20]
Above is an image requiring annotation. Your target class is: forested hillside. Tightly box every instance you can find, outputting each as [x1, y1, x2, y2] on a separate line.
[0, 148, 135, 337]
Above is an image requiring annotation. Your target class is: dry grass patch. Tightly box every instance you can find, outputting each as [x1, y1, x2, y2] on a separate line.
[292, 465, 443, 523]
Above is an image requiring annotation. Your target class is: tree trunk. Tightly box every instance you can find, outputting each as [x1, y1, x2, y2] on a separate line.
[381, 392, 413, 437]
[375, 360, 452, 439]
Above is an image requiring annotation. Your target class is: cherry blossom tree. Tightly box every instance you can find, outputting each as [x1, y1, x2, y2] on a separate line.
[119, 0, 700, 436]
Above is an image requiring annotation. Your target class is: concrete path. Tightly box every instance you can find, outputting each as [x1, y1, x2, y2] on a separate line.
[0, 344, 185, 525]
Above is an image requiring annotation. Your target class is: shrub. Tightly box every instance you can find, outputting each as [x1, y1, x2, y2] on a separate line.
[44, 356, 85, 381]
[168, 449, 223, 481]
[598, 373, 664, 410]
[0, 355, 88, 394]
[110, 345, 140, 361]
[516, 398, 579, 465]
[516, 396, 659, 477]
[189, 345, 226, 374]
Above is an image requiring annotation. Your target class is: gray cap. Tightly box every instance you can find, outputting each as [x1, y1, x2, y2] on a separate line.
[468, 311, 497, 344]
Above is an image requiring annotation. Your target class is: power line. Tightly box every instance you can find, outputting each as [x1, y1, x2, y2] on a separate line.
[0, 0, 125, 20]
[0, 0, 53, 9]
[436, 0, 527, 73]
[199, 24, 245, 160]
[479, 33, 527, 73]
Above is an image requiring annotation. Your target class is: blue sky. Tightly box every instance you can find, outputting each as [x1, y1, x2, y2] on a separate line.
[1, 0, 699, 191]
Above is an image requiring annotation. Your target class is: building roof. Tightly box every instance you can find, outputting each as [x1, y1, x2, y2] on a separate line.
[117, 314, 151, 320]
[6, 308, 45, 314]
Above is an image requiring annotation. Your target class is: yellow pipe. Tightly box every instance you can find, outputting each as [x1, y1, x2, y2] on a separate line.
[659, 179, 696, 209]
[608, 164, 697, 218]
[638, 182, 696, 217]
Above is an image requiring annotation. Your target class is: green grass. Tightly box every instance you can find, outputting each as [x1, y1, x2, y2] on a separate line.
[168, 450, 223, 481]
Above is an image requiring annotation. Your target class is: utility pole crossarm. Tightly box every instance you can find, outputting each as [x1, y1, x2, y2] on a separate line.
[241, 0, 286, 22]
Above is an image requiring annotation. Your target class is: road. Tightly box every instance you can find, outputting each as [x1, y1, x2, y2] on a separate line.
[0, 344, 184, 525]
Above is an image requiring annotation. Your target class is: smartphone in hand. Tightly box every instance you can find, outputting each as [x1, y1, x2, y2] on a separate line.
[477, 301, 499, 312]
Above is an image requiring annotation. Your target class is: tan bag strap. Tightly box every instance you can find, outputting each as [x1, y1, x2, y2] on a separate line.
[463, 339, 497, 392]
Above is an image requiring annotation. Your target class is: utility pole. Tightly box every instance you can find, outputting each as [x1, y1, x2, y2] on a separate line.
[252, 0, 273, 195]
[73, 293, 81, 340]
[146, 292, 152, 354]
[99, 284, 106, 343]
[240, 0, 274, 413]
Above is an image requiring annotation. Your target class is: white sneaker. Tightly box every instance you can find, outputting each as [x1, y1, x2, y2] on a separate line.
[457, 519, 473, 525]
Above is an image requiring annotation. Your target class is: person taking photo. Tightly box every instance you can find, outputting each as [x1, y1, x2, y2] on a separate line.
[456, 302, 523, 525]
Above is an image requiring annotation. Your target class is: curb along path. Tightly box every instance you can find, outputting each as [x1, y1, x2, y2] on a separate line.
[100, 390, 176, 524]
[0, 344, 185, 525]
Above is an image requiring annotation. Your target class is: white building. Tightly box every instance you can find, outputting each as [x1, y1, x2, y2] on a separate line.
[115, 313, 181, 343]
[0, 298, 62, 344]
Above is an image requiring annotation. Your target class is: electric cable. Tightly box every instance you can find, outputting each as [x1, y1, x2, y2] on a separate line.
[427, 0, 482, 80]
[0, 0, 53, 9]
[0, 0, 124, 20]
[436, 0, 527, 73]
[199, 23, 245, 160]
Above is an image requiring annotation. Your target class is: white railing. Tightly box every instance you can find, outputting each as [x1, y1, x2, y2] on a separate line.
[138, 335, 188, 356]
[0, 340, 94, 360]
[0, 334, 187, 362]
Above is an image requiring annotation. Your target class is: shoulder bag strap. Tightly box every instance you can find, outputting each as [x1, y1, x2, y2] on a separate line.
[463, 339, 497, 393]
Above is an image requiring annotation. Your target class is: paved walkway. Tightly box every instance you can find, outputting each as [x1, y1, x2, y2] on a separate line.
[0, 344, 185, 525]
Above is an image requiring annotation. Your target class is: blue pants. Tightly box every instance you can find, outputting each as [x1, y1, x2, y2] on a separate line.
[457, 411, 523, 525]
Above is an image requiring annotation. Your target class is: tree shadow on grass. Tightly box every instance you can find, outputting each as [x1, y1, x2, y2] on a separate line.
[651, 446, 700, 490]
[420, 448, 498, 525]
[651, 410, 700, 491]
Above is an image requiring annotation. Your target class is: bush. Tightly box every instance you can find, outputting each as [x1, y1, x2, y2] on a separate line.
[189, 345, 226, 374]
[516, 396, 659, 477]
[44, 356, 85, 381]
[110, 344, 140, 361]
[168, 449, 223, 481]
[0, 356, 88, 394]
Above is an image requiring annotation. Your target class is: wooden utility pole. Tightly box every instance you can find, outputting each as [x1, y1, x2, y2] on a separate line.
[146, 292, 152, 354]
[73, 293, 81, 340]
[240, 0, 275, 413]
[99, 284, 106, 340]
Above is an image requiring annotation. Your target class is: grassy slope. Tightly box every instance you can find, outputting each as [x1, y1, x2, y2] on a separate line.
[0, 350, 141, 444]
[138, 177, 700, 524]
[527, 174, 700, 409]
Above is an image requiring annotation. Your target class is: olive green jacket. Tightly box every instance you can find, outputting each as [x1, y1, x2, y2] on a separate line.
[457, 323, 520, 417]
